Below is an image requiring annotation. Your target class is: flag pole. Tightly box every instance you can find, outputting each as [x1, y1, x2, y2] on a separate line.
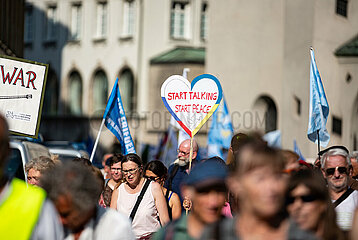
[317, 129, 321, 160]
[90, 118, 105, 162]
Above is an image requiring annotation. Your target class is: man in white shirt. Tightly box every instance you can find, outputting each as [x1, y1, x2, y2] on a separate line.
[41, 161, 135, 240]
[320, 146, 358, 231]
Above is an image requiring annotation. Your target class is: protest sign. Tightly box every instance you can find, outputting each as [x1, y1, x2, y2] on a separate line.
[161, 74, 222, 137]
[161, 73, 222, 171]
[0, 55, 48, 138]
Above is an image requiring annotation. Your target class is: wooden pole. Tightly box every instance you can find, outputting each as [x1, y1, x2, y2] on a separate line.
[185, 136, 194, 215]
[188, 136, 194, 173]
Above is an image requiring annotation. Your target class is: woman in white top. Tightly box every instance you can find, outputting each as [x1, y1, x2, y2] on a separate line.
[110, 154, 169, 239]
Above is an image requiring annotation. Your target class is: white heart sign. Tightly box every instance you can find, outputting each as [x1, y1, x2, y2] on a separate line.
[161, 74, 222, 137]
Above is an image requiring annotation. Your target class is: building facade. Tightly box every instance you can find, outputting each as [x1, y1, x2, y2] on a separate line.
[24, 0, 358, 159]
[24, 0, 207, 157]
[207, 0, 358, 158]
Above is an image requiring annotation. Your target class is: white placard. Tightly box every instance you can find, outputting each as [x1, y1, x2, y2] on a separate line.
[161, 74, 222, 137]
[0, 56, 48, 137]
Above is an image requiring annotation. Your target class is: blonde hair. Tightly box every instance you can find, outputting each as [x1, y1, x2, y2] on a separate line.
[25, 156, 55, 174]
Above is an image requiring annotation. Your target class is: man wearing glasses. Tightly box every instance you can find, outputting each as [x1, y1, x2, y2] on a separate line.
[103, 154, 124, 207]
[320, 146, 358, 231]
[165, 139, 199, 206]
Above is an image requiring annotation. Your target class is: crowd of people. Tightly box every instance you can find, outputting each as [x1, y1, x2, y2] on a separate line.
[1, 113, 358, 239]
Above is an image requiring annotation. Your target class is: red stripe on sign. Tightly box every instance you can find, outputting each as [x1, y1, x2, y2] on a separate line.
[177, 121, 192, 138]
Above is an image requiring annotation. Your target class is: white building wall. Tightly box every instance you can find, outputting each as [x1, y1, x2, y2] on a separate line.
[207, 0, 284, 135]
[207, 0, 358, 158]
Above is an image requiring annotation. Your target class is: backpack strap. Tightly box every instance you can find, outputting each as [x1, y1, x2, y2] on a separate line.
[333, 188, 354, 208]
[104, 178, 110, 187]
[129, 179, 151, 221]
[165, 164, 180, 220]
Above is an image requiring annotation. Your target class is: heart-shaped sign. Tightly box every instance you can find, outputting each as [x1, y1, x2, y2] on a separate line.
[161, 74, 222, 137]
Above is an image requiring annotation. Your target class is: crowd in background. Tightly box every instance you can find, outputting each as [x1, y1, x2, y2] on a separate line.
[1, 113, 358, 239]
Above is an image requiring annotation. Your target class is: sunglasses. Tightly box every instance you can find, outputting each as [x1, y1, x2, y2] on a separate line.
[145, 176, 160, 182]
[287, 195, 317, 205]
[324, 166, 348, 176]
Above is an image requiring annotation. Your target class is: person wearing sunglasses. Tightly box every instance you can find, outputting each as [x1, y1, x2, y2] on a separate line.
[144, 160, 182, 220]
[320, 146, 358, 231]
[286, 169, 345, 240]
[201, 136, 316, 240]
[110, 154, 169, 239]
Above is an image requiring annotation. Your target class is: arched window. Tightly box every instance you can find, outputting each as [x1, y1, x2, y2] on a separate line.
[43, 69, 58, 115]
[119, 69, 134, 112]
[93, 70, 108, 113]
[69, 71, 82, 115]
[253, 95, 277, 133]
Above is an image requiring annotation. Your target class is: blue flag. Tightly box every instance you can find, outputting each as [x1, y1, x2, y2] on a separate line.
[263, 130, 281, 149]
[207, 96, 233, 159]
[103, 78, 136, 154]
[293, 140, 305, 161]
[307, 48, 330, 147]
[158, 125, 178, 168]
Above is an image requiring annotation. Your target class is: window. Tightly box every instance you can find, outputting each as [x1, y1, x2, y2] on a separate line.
[122, 0, 135, 37]
[200, 3, 208, 40]
[45, 5, 57, 41]
[93, 70, 108, 113]
[294, 96, 301, 116]
[8, 148, 24, 181]
[336, 0, 348, 17]
[253, 96, 277, 133]
[332, 116, 342, 136]
[96, 1, 108, 38]
[119, 69, 134, 112]
[69, 72, 83, 115]
[24, 5, 34, 44]
[43, 70, 58, 115]
[346, 72, 352, 83]
[170, 1, 190, 39]
[70, 3, 82, 41]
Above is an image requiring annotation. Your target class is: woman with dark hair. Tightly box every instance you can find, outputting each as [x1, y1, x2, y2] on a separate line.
[110, 154, 169, 239]
[144, 160, 181, 220]
[286, 169, 345, 240]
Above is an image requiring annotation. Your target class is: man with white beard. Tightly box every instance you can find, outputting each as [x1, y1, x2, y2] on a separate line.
[164, 139, 199, 206]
